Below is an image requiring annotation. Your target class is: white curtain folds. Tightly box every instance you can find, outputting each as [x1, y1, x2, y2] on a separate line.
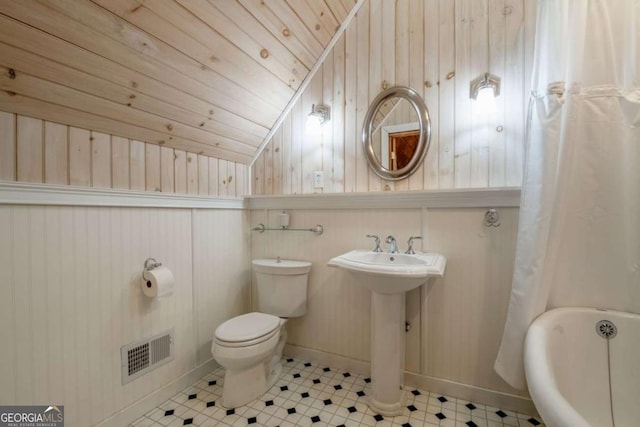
[495, 0, 640, 390]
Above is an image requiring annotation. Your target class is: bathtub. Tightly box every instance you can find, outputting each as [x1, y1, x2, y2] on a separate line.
[524, 307, 640, 427]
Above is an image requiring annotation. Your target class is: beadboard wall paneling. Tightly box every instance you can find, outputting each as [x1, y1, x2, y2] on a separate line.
[193, 209, 251, 364]
[0, 0, 360, 162]
[252, 0, 535, 194]
[249, 207, 526, 397]
[0, 111, 248, 197]
[0, 205, 250, 426]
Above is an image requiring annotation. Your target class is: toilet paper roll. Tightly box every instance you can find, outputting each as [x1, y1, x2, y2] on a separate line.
[141, 266, 175, 298]
[279, 212, 290, 229]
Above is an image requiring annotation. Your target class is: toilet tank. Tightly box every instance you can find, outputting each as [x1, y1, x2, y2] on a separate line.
[252, 259, 311, 317]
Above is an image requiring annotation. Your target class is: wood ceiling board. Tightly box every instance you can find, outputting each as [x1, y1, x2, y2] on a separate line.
[285, 0, 338, 46]
[178, 0, 307, 90]
[0, 0, 281, 125]
[0, 42, 265, 147]
[259, 1, 325, 59]
[238, 0, 319, 70]
[0, 16, 270, 139]
[325, 0, 350, 22]
[93, 0, 296, 105]
[0, 92, 252, 163]
[0, 71, 257, 157]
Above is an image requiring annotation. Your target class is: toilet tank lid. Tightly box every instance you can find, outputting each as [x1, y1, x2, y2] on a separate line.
[215, 312, 280, 342]
[252, 259, 312, 275]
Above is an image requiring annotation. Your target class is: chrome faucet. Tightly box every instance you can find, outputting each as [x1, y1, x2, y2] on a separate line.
[366, 234, 383, 252]
[405, 236, 423, 254]
[385, 235, 398, 253]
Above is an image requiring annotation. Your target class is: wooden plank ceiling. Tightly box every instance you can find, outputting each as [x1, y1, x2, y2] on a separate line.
[0, 0, 359, 164]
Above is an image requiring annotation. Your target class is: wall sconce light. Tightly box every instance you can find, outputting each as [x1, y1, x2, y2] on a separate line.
[470, 72, 501, 100]
[306, 103, 331, 134]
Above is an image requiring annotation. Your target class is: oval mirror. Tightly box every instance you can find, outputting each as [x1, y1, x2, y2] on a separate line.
[362, 86, 431, 180]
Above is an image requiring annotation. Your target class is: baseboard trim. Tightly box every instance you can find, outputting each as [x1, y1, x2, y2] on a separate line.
[284, 344, 370, 377]
[95, 359, 219, 427]
[284, 344, 537, 417]
[404, 373, 538, 417]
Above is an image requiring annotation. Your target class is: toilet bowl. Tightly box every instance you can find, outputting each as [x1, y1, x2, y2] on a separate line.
[212, 312, 288, 408]
[211, 259, 311, 408]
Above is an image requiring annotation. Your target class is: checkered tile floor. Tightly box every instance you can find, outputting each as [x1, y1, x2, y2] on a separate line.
[131, 357, 544, 427]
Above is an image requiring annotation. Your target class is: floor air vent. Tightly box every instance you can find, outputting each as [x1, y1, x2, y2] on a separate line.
[121, 329, 174, 384]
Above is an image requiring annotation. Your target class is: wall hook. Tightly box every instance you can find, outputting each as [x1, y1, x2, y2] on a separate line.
[483, 208, 501, 227]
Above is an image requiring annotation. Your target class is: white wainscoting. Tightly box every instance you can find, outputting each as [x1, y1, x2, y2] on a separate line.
[250, 205, 527, 408]
[0, 204, 249, 426]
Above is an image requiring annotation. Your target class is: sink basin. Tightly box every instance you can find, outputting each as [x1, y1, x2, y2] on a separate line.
[328, 250, 446, 294]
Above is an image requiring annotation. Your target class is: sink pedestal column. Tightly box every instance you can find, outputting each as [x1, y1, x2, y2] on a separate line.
[369, 292, 406, 416]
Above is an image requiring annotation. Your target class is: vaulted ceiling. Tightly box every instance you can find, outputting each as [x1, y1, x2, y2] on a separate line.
[0, 0, 360, 164]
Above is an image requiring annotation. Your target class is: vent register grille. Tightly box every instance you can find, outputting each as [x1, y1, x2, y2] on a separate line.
[121, 330, 174, 384]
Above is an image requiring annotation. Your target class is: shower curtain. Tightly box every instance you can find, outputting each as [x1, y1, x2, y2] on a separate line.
[494, 0, 640, 390]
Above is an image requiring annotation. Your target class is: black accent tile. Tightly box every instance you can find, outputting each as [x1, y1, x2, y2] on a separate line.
[407, 404, 417, 412]
[265, 400, 274, 407]
[347, 406, 357, 413]
[293, 373, 301, 378]
[496, 410, 507, 418]
[310, 415, 321, 423]
[313, 378, 321, 384]
[333, 384, 342, 391]
[164, 409, 175, 416]
[287, 407, 296, 415]
[374, 414, 384, 422]
[323, 399, 332, 406]
[280, 385, 289, 392]
[304, 362, 312, 367]
[356, 390, 366, 397]
[286, 358, 294, 362]
[402, 424, 412, 427]
[528, 418, 541, 426]
[208, 380, 217, 386]
[188, 393, 197, 400]
[466, 422, 478, 427]
[437, 396, 448, 403]
[301, 391, 310, 398]
[183, 419, 193, 425]
[364, 377, 371, 383]
[343, 372, 351, 378]
[323, 367, 331, 372]
[411, 389, 421, 396]
[226, 409, 235, 416]
[435, 412, 446, 420]
[336, 425, 346, 427]
[466, 403, 477, 410]
[206, 401, 215, 408]
[247, 416, 257, 424]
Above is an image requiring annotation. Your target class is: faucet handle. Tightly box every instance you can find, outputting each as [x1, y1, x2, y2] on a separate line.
[405, 236, 423, 254]
[366, 234, 383, 252]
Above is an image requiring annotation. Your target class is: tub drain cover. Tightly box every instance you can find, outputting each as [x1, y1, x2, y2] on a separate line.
[595, 320, 617, 339]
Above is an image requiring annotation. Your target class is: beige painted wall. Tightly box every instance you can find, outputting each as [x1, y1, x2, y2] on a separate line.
[252, 0, 536, 194]
[0, 206, 250, 426]
[250, 207, 524, 397]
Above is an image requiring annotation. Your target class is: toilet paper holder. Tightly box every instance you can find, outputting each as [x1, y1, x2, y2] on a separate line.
[143, 258, 163, 281]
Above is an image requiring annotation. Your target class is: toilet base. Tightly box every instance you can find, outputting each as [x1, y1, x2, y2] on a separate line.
[220, 357, 283, 408]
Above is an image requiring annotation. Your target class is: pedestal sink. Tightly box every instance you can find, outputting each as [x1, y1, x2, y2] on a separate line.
[328, 250, 446, 416]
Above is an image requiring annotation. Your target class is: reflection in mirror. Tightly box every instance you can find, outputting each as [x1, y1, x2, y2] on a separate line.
[362, 86, 431, 180]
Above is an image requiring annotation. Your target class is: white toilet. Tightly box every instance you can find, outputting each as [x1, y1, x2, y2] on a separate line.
[211, 258, 311, 408]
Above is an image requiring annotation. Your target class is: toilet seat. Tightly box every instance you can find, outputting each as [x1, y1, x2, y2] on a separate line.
[215, 312, 280, 347]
